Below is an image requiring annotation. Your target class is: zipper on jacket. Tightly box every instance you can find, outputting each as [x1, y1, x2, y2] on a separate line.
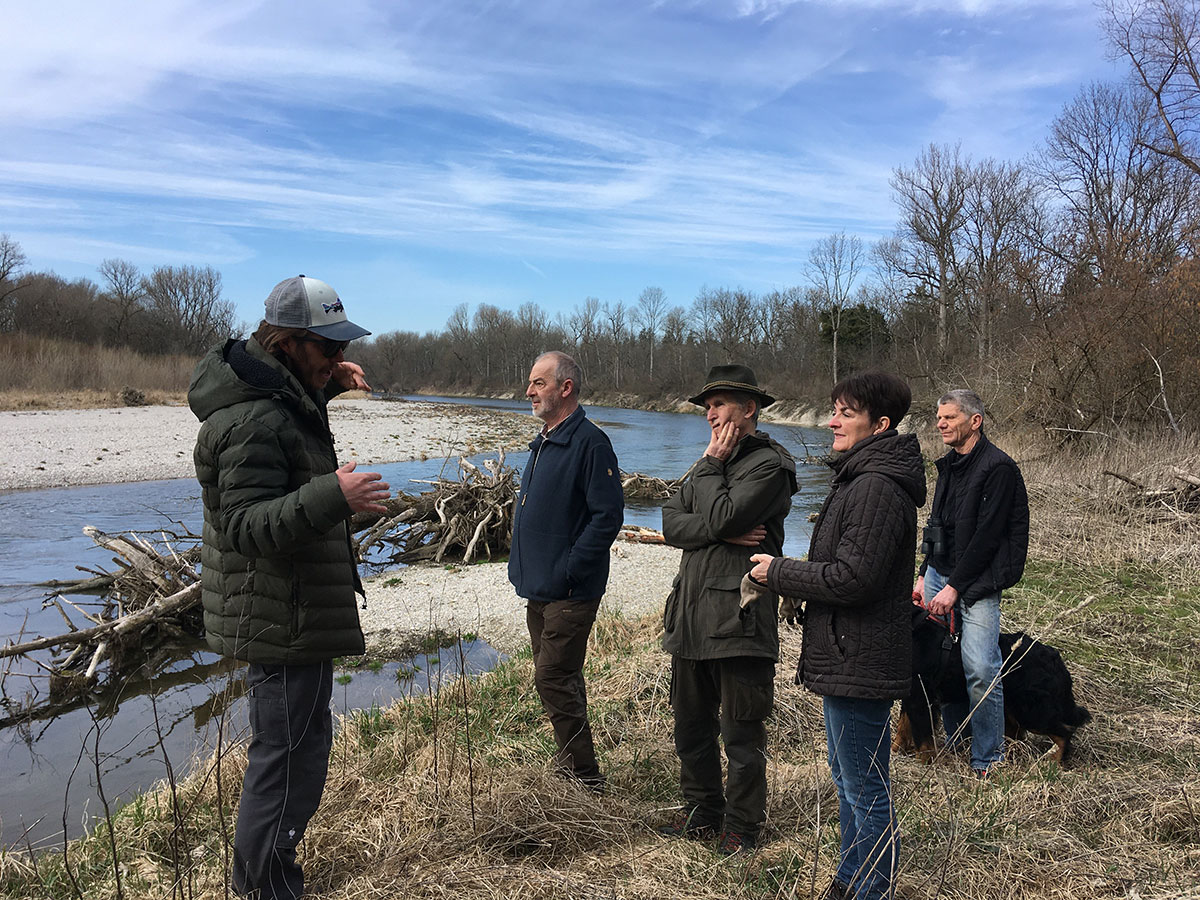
[521, 437, 548, 507]
[290, 583, 300, 637]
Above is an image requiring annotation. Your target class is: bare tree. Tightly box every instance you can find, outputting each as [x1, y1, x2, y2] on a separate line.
[888, 143, 969, 360]
[1104, 0, 1200, 174]
[660, 304, 691, 388]
[0, 233, 29, 332]
[603, 300, 629, 390]
[960, 159, 1035, 365]
[98, 258, 145, 346]
[1036, 81, 1195, 279]
[690, 288, 717, 371]
[472, 304, 505, 382]
[1022, 81, 1199, 428]
[567, 297, 601, 377]
[445, 303, 474, 379]
[808, 231, 864, 382]
[635, 286, 667, 379]
[706, 287, 755, 362]
[515, 301, 548, 376]
[141, 265, 235, 354]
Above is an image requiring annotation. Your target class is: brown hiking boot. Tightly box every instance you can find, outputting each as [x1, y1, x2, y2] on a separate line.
[656, 809, 720, 841]
[716, 829, 758, 855]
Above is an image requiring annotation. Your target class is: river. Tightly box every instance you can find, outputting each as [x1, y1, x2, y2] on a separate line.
[0, 398, 831, 849]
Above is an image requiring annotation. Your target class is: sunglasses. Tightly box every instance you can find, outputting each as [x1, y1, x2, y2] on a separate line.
[296, 335, 349, 358]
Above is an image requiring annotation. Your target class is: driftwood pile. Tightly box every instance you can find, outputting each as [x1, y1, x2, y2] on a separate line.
[355, 453, 517, 565]
[621, 471, 683, 501]
[0, 526, 204, 721]
[1, 455, 686, 718]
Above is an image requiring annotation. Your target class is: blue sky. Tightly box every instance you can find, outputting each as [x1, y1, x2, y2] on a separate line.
[3, 0, 1121, 336]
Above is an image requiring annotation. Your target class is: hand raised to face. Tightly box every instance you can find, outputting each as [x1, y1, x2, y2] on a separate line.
[705, 421, 740, 460]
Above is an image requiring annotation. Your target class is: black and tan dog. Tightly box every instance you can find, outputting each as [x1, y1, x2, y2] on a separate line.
[894, 606, 1092, 766]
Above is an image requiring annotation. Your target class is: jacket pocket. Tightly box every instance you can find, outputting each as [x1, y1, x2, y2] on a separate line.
[706, 574, 756, 639]
[663, 574, 681, 633]
[826, 614, 847, 663]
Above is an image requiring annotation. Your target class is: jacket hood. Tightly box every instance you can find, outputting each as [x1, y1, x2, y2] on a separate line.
[831, 429, 926, 506]
[188, 338, 310, 423]
[748, 428, 799, 496]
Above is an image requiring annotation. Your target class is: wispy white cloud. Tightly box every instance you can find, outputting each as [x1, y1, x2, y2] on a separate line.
[0, 0, 1120, 328]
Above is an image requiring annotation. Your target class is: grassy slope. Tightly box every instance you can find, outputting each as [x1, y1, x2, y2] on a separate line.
[2, 552, 1197, 900]
[3, 433, 1199, 899]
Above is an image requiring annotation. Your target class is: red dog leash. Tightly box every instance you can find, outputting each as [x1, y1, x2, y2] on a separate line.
[912, 591, 959, 637]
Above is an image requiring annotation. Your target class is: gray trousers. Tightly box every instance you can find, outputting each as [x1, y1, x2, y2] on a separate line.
[233, 660, 333, 900]
[671, 655, 775, 837]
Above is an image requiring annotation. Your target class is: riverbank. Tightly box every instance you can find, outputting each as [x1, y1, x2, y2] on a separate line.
[0, 396, 535, 491]
[402, 387, 834, 428]
[2, 549, 1197, 900]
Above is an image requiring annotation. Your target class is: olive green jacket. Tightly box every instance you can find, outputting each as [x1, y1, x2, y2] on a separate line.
[661, 431, 797, 661]
[188, 337, 365, 664]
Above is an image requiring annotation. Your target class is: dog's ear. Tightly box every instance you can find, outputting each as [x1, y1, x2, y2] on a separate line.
[911, 604, 931, 626]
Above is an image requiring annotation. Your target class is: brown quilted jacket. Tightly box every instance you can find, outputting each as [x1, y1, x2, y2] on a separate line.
[764, 430, 926, 699]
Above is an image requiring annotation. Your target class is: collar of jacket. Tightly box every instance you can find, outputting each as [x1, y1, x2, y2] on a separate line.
[239, 337, 329, 428]
[729, 428, 772, 461]
[936, 430, 991, 474]
[529, 404, 586, 449]
[829, 428, 898, 475]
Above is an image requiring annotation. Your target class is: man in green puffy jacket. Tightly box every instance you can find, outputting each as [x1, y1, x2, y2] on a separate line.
[189, 275, 389, 899]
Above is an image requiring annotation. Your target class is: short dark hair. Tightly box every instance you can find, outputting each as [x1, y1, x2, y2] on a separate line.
[830, 371, 912, 427]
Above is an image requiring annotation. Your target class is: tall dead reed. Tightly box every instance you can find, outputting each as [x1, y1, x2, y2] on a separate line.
[0, 334, 194, 406]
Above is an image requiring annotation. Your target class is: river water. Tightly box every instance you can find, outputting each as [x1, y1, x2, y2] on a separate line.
[0, 398, 831, 849]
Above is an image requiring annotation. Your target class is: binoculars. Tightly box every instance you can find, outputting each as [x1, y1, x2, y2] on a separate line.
[920, 518, 947, 557]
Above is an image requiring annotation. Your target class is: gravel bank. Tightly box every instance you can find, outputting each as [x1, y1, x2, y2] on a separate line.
[359, 541, 680, 656]
[0, 398, 535, 491]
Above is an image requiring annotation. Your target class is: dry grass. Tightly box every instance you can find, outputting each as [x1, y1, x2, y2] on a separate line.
[2, 433, 1198, 899]
[0, 334, 195, 408]
[0, 389, 186, 410]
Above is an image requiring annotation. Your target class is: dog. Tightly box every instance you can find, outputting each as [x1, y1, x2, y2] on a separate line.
[894, 605, 1092, 766]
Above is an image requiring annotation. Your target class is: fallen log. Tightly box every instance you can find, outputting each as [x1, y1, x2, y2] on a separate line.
[617, 526, 666, 544]
[1170, 466, 1200, 489]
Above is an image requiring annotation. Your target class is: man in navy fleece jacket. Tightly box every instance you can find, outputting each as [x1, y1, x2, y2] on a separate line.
[508, 350, 624, 790]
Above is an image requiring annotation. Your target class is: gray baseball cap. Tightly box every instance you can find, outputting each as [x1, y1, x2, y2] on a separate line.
[264, 275, 371, 341]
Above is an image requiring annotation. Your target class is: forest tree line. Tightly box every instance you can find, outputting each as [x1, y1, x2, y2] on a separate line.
[1, 1, 1197, 432]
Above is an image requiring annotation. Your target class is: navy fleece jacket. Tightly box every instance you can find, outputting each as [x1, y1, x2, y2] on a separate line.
[508, 406, 624, 603]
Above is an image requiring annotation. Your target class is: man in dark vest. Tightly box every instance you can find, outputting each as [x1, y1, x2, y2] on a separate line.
[659, 365, 797, 854]
[508, 350, 624, 792]
[190, 275, 390, 898]
[916, 388, 1029, 778]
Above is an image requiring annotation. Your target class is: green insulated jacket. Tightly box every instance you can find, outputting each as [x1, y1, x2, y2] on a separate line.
[188, 337, 365, 664]
[661, 431, 798, 661]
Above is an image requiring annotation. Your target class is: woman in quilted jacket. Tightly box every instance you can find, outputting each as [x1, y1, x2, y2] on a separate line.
[751, 371, 925, 900]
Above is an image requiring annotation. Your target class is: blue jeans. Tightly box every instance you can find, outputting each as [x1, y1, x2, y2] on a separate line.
[924, 566, 1005, 771]
[824, 695, 898, 900]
